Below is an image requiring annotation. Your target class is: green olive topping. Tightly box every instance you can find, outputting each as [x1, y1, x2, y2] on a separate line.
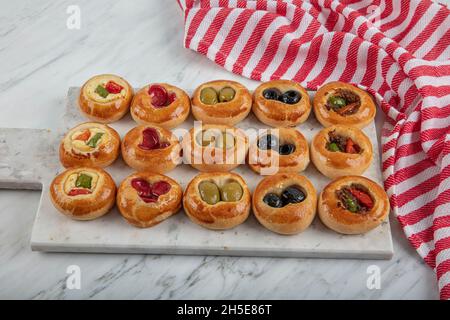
[200, 87, 219, 105]
[198, 181, 220, 205]
[220, 181, 243, 202]
[218, 87, 236, 103]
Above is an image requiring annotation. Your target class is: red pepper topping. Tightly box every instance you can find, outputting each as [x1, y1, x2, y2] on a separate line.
[148, 85, 168, 108]
[74, 130, 91, 142]
[130, 178, 171, 203]
[349, 188, 374, 209]
[138, 128, 160, 150]
[345, 138, 358, 154]
[68, 188, 92, 196]
[105, 81, 124, 94]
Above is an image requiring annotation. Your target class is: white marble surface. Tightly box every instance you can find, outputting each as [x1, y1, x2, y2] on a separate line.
[0, 0, 443, 299]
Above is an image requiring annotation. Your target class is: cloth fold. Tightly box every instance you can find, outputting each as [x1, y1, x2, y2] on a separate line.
[177, 0, 450, 299]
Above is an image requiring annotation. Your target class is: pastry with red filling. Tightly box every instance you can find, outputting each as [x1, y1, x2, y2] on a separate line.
[59, 122, 120, 168]
[131, 83, 190, 129]
[121, 125, 181, 173]
[117, 172, 182, 228]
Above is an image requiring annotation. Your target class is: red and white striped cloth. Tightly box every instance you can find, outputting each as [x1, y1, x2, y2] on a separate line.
[177, 0, 450, 299]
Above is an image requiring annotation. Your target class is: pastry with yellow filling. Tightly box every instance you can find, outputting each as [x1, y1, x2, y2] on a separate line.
[50, 167, 116, 220]
[59, 122, 120, 168]
[78, 74, 133, 123]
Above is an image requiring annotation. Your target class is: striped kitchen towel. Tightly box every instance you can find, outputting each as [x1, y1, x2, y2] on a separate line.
[176, 0, 450, 299]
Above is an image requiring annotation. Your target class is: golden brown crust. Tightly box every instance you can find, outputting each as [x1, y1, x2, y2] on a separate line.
[59, 122, 120, 168]
[49, 167, 116, 220]
[130, 83, 190, 129]
[252, 80, 311, 127]
[191, 80, 252, 125]
[181, 124, 248, 172]
[78, 74, 133, 123]
[183, 172, 251, 230]
[318, 176, 390, 234]
[310, 125, 373, 179]
[248, 127, 309, 175]
[117, 172, 182, 228]
[313, 81, 376, 128]
[121, 125, 181, 173]
[252, 173, 317, 235]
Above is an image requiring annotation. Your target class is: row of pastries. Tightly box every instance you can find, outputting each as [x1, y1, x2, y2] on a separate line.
[50, 74, 389, 236]
[78, 74, 376, 129]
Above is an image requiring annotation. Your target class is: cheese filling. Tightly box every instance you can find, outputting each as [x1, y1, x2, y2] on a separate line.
[70, 127, 109, 154]
[85, 77, 127, 103]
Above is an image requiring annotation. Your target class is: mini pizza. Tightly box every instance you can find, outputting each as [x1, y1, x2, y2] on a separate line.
[313, 81, 376, 128]
[183, 172, 251, 230]
[59, 122, 120, 168]
[130, 83, 190, 129]
[181, 124, 248, 172]
[318, 176, 390, 234]
[121, 125, 182, 173]
[191, 80, 252, 125]
[252, 173, 317, 235]
[50, 167, 116, 220]
[78, 74, 133, 123]
[117, 172, 182, 228]
[248, 127, 309, 175]
[311, 125, 373, 179]
[252, 80, 311, 127]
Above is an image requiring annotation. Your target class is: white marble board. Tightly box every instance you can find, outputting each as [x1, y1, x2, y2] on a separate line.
[1, 87, 393, 258]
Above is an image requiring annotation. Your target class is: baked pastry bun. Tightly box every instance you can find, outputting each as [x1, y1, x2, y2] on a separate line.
[182, 124, 248, 172]
[183, 172, 251, 230]
[313, 81, 376, 128]
[253, 173, 317, 235]
[59, 122, 120, 168]
[318, 176, 389, 234]
[252, 80, 311, 127]
[78, 74, 133, 123]
[122, 125, 181, 173]
[50, 167, 116, 220]
[191, 80, 252, 125]
[248, 127, 309, 175]
[117, 172, 182, 228]
[311, 125, 372, 179]
[131, 83, 190, 129]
